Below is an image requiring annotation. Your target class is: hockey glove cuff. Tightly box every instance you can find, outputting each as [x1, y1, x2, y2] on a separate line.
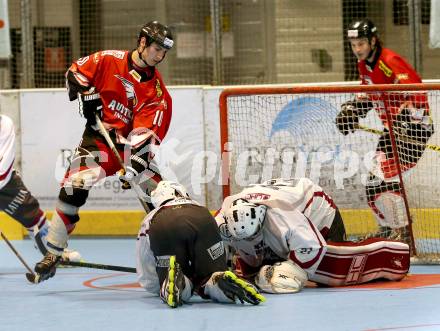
[78, 92, 103, 126]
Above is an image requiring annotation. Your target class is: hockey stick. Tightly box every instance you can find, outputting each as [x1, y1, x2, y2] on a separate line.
[356, 124, 440, 153]
[0, 231, 36, 276]
[60, 260, 136, 273]
[94, 115, 152, 212]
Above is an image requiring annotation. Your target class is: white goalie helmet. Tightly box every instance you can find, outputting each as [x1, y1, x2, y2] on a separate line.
[224, 199, 267, 240]
[151, 180, 190, 208]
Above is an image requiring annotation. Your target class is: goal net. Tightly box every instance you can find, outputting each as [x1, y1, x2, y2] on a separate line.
[219, 84, 440, 263]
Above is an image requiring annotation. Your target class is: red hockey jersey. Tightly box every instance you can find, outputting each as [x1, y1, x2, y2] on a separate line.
[67, 50, 172, 147]
[357, 47, 429, 126]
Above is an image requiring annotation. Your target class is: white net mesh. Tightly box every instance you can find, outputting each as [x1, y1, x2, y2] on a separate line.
[221, 84, 440, 262]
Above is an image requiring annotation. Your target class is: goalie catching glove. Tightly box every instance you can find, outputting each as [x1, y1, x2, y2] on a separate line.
[255, 260, 308, 294]
[336, 100, 373, 135]
[78, 92, 102, 126]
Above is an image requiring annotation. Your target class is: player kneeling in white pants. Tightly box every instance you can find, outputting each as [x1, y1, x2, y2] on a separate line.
[136, 181, 265, 308]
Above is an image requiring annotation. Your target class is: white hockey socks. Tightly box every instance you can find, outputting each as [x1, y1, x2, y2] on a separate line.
[45, 201, 79, 256]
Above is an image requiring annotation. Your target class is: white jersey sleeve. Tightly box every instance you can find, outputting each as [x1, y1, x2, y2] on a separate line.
[0, 115, 16, 190]
[136, 210, 160, 294]
[280, 209, 327, 277]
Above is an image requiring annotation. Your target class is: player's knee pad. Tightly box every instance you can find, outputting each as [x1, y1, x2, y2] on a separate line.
[255, 260, 308, 294]
[59, 185, 89, 208]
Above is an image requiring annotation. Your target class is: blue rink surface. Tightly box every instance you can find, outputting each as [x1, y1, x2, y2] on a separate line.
[1, 239, 440, 331]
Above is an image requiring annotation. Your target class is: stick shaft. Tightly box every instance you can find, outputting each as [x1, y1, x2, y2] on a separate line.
[61, 260, 136, 273]
[357, 124, 440, 152]
[0, 231, 35, 275]
[95, 115, 151, 212]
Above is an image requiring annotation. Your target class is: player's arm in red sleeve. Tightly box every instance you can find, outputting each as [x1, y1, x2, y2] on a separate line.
[386, 55, 422, 84]
[65, 52, 102, 101]
[385, 56, 434, 141]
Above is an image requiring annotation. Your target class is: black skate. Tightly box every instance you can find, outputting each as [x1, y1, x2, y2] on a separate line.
[160, 255, 185, 308]
[216, 271, 265, 305]
[29, 252, 61, 283]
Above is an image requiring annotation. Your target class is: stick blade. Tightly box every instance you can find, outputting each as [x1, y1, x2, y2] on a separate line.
[26, 272, 40, 284]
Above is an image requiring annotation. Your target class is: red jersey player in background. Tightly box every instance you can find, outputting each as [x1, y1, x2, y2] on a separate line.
[336, 19, 434, 241]
[33, 21, 174, 283]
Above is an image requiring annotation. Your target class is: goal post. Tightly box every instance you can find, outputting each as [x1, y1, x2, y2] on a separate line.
[219, 83, 440, 262]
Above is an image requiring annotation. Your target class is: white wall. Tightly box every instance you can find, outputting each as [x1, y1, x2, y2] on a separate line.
[17, 87, 223, 210]
[3, 82, 440, 211]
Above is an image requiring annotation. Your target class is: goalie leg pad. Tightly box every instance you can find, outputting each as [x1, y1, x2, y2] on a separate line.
[255, 260, 308, 294]
[312, 239, 410, 286]
[369, 191, 408, 229]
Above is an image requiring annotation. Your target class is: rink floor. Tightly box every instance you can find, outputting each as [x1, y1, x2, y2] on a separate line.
[1, 238, 440, 331]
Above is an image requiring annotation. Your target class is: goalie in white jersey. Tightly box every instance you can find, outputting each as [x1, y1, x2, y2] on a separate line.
[136, 180, 265, 308]
[215, 178, 410, 294]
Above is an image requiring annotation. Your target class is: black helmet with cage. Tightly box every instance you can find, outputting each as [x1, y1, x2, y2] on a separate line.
[347, 19, 378, 41]
[138, 21, 174, 50]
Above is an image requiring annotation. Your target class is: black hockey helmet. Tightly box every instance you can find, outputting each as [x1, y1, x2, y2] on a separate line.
[138, 21, 174, 50]
[347, 19, 378, 41]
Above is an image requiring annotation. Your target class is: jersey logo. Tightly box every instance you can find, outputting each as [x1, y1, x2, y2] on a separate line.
[76, 56, 89, 66]
[378, 60, 393, 77]
[207, 241, 225, 261]
[100, 50, 125, 59]
[396, 73, 408, 81]
[244, 193, 271, 201]
[155, 79, 163, 97]
[129, 69, 141, 82]
[115, 75, 138, 107]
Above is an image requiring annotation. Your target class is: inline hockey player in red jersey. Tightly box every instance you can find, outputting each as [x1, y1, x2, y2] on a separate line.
[336, 19, 434, 240]
[33, 21, 173, 283]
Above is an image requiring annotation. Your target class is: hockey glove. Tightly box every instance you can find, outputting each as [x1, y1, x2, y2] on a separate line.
[78, 92, 103, 126]
[118, 166, 138, 190]
[393, 107, 434, 143]
[336, 100, 372, 135]
[204, 271, 265, 305]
